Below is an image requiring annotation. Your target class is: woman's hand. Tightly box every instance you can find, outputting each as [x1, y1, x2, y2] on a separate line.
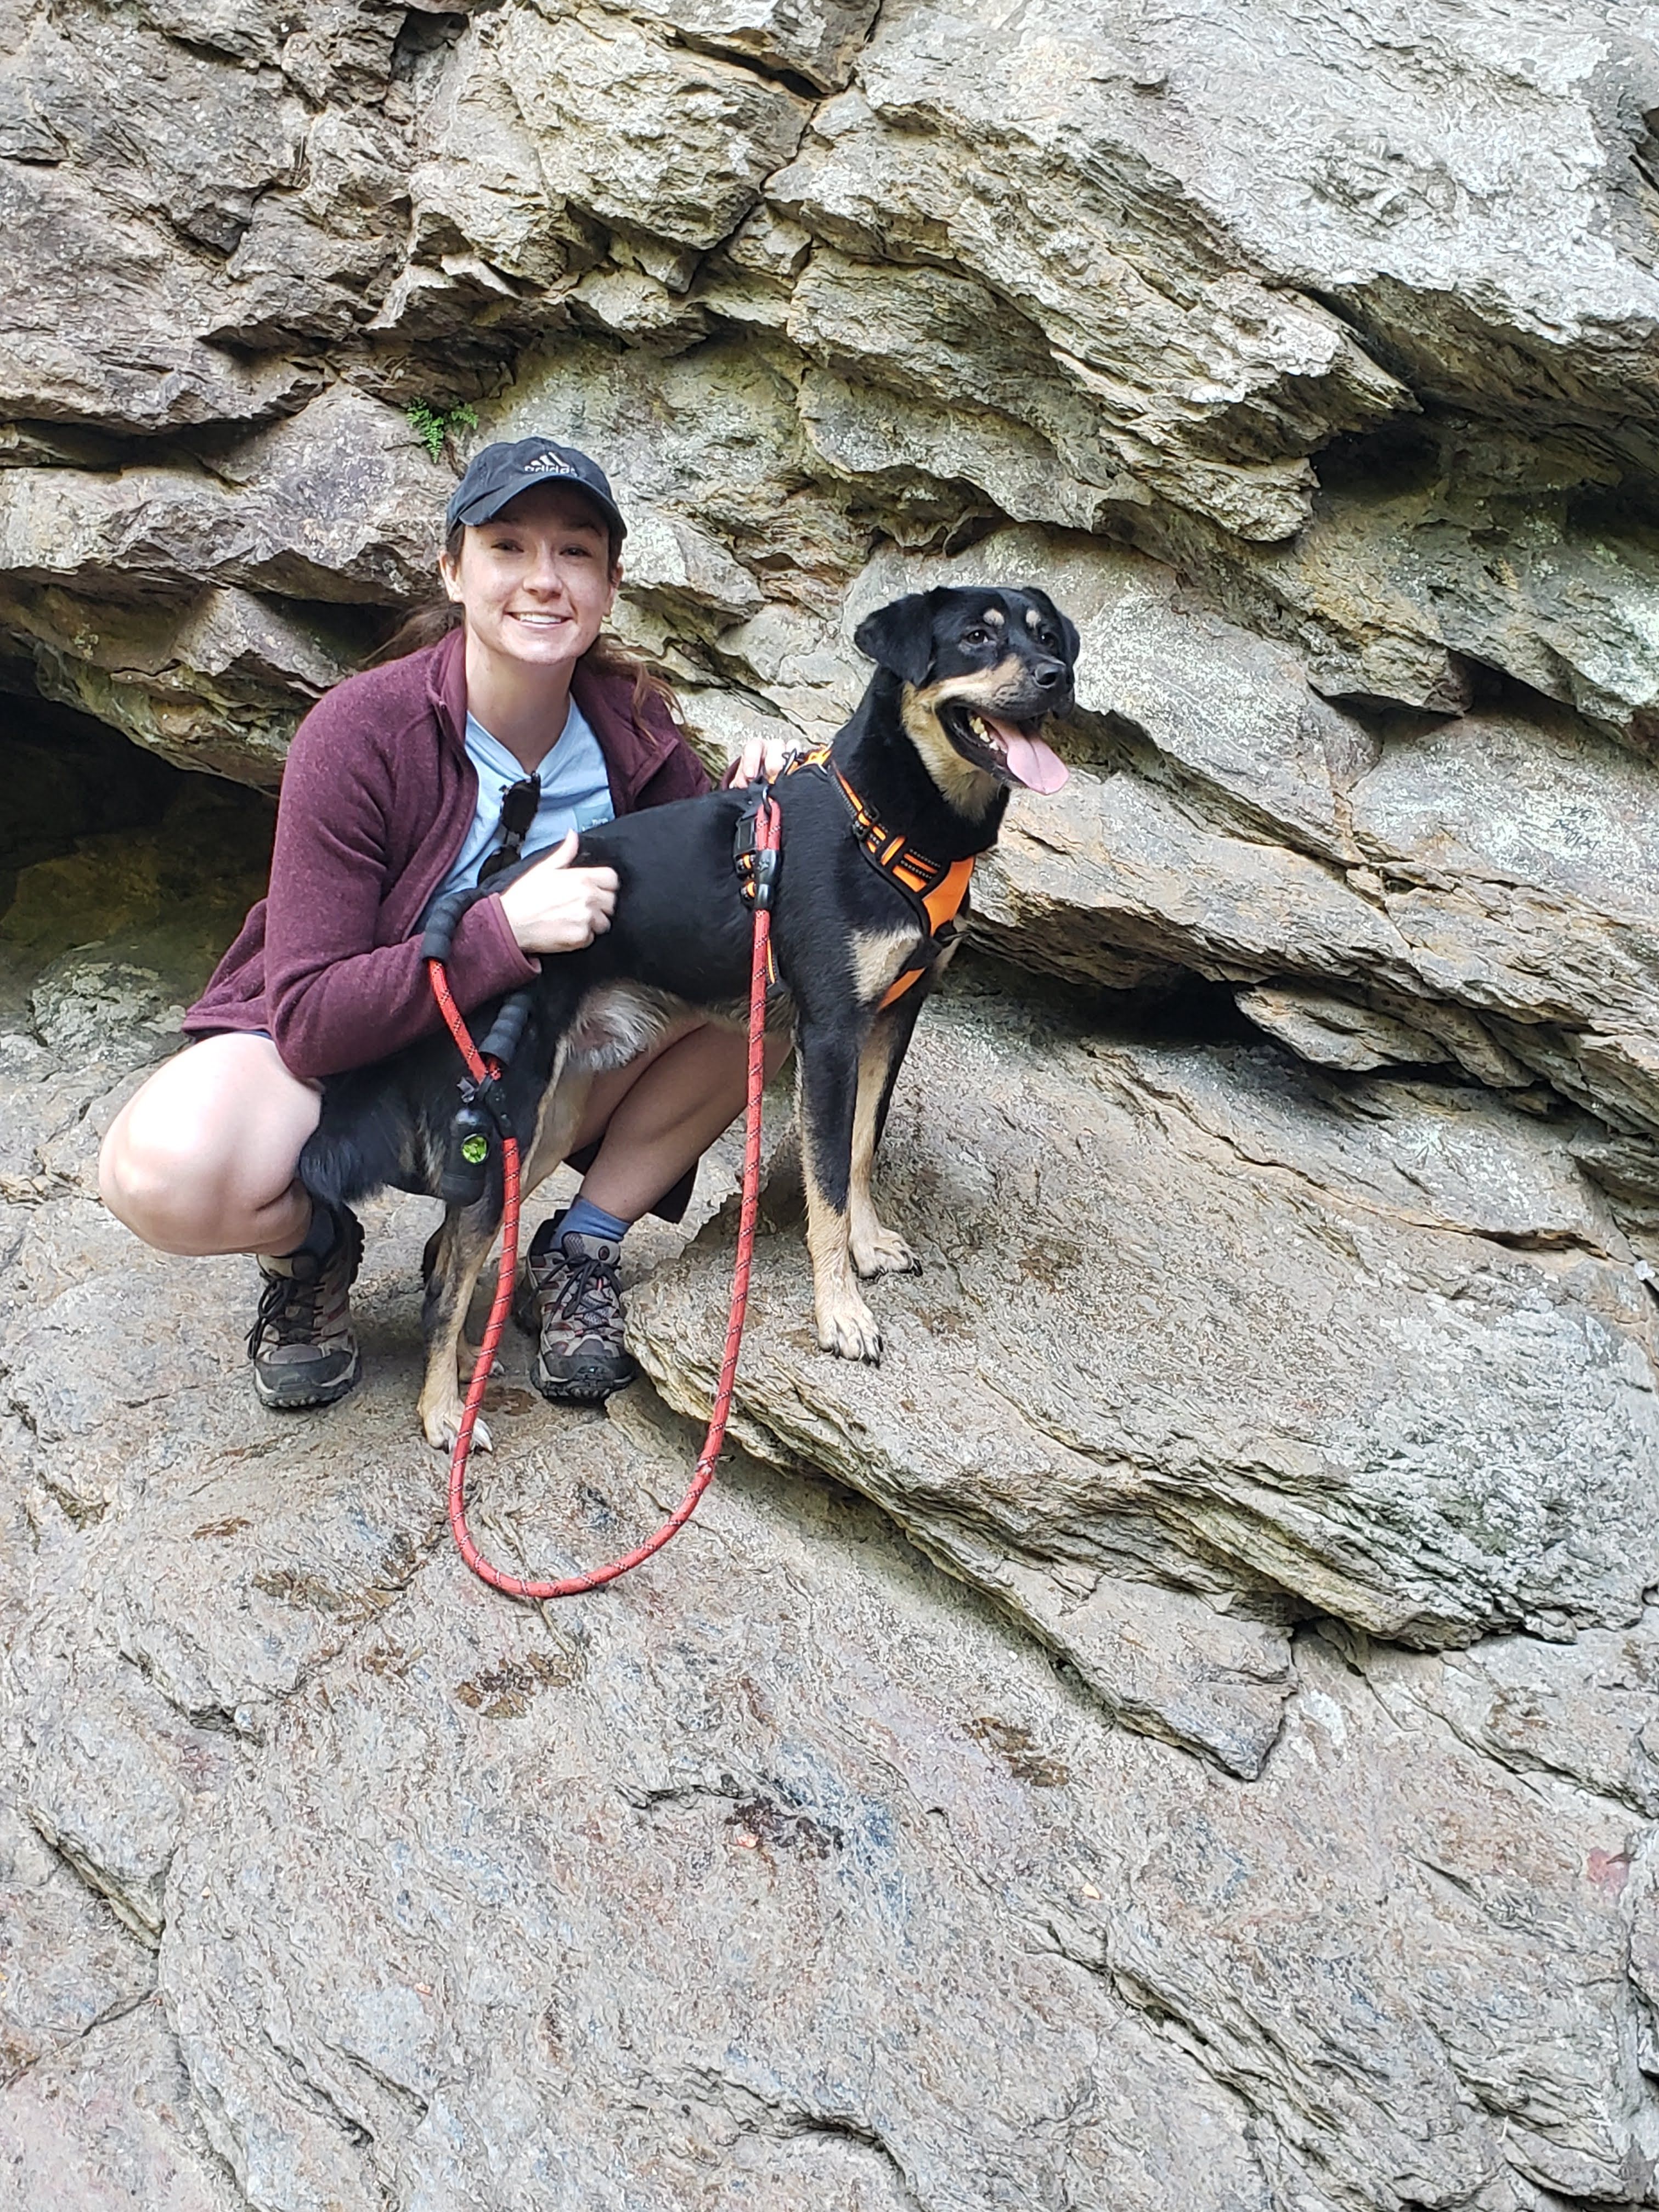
[495, 831, 618, 955]
[732, 730, 804, 785]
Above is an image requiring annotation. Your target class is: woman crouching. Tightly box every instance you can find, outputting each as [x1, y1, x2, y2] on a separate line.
[99, 438, 792, 1414]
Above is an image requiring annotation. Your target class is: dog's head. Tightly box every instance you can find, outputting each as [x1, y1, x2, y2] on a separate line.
[853, 586, 1078, 805]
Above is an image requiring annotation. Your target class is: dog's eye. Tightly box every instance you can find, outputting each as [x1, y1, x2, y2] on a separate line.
[960, 627, 990, 648]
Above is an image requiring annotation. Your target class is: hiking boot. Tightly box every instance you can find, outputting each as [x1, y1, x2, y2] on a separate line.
[514, 1212, 636, 1402]
[247, 1205, 364, 1411]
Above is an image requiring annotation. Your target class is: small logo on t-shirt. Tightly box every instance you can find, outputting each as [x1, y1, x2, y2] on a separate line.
[524, 449, 576, 476]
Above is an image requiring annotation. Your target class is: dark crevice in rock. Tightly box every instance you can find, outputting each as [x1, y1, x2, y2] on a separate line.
[339, 2045, 430, 2127]
[79, 1984, 162, 2041]
[23, 1807, 165, 1949]
[788, 2114, 928, 2207]
[0, 1981, 160, 2089]
[619, 1767, 843, 1848]
[116, 1646, 267, 1749]
[1310, 410, 1446, 500]
[1456, 654, 1640, 749]
[666, 32, 825, 104]
[1091, 972, 1262, 1049]
[156, 29, 272, 80]
[0, 697, 275, 1027]
[391, 10, 476, 77]
[256, 2023, 381, 2158]
[0, 417, 130, 467]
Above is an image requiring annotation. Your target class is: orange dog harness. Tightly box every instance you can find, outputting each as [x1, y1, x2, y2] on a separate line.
[756, 746, 974, 1008]
[829, 764, 974, 1005]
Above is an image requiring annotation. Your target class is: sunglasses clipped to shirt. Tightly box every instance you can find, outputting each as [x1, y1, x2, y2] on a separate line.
[477, 775, 541, 884]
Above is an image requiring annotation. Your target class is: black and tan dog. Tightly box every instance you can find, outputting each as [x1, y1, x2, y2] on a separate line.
[300, 586, 1078, 1447]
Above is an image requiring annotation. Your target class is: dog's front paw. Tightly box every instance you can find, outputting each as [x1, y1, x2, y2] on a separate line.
[421, 1400, 494, 1455]
[817, 1291, 883, 1364]
[850, 1223, 918, 1280]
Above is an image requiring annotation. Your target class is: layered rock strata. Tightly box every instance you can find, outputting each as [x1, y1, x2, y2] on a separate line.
[3, 0, 1658, 1156]
[6, 0, 1659, 2204]
[1, 872, 1657, 2210]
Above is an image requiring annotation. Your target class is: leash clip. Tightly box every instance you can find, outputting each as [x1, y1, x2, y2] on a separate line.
[461, 1069, 516, 1141]
[744, 847, 780, 911]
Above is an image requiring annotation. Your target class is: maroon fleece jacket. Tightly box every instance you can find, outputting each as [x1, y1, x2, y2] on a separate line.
[184, 628, 712, 1081]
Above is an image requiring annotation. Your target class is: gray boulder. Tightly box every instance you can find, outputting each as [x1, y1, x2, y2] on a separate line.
[4, 0, 1659, 2199]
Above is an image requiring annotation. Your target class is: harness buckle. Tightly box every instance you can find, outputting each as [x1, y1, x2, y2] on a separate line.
[733, 788, 782, 912]
[462, 1070, 516, 1141]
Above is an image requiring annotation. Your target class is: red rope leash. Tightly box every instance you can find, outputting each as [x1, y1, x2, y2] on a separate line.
[425, 791, 781, 1600]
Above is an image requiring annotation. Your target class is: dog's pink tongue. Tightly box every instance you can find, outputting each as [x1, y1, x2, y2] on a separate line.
[988, 717, 1070, 794]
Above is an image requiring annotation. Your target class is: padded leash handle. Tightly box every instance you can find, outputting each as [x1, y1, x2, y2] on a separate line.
[479, 991, 532, 1067]
[428, 786, 783, 1601]
[420, 837, 562, 966]
[420, 886, 478, 967]
[422, 851, 540, 1205]
[733, 782, 783, 911]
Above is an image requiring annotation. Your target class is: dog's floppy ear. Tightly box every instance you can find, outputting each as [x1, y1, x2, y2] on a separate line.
[1024, 586, 1080, 669]
[853, 593, 939, 688]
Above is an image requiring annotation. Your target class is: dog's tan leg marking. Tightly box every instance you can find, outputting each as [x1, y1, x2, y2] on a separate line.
[848, 1015, 917, 1281]
[804, 1152, 882, 1361]
[518, 1049, 592, 1200]
[418, 1205, 502, 1454]
[849, 926, 922, 1008]
[798, 1049, 882, 1361]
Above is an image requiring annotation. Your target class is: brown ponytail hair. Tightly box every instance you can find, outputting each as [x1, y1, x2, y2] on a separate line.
[366, 518, 684, 727]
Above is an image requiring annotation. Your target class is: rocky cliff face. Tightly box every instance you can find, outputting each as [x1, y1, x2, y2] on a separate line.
[5, 3, 1659, 2208]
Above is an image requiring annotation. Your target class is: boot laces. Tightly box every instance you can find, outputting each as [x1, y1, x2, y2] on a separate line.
[247, 1259, 327, 1357]
[549, 1243, 621, 1334]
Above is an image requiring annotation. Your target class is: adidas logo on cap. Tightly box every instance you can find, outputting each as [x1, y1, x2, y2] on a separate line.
[446, 435, 626, 539]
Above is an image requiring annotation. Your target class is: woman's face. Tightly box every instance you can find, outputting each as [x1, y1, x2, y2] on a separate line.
[441, 486, 620, 674]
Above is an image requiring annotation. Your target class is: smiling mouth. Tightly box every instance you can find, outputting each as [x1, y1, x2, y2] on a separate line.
[939, 702, 1070, 794]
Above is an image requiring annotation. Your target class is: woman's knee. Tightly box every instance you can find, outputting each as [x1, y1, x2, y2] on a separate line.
[99, 1111, 239, 1254]
[99, 1035, 319, 1253]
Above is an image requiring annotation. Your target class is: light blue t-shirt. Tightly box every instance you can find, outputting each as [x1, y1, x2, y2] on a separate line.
[431, 701, 615, 909]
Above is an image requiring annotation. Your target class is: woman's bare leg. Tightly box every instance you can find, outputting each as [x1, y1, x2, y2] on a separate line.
[99, 1034, 321, 1257]
[101, 1020, 785, 1257]
[568, 1020, 792, 1221]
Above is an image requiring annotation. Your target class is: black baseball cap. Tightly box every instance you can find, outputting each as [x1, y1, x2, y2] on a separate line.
[445, 437, 627, 541]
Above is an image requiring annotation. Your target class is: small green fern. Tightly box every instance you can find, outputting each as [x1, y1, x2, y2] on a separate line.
[408, 400, 478, 465]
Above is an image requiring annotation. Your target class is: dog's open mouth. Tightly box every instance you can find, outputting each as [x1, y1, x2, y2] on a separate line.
[940, 703, 1071, 794]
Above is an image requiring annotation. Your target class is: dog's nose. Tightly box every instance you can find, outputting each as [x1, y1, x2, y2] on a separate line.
[1032, 658, 1069, 690]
